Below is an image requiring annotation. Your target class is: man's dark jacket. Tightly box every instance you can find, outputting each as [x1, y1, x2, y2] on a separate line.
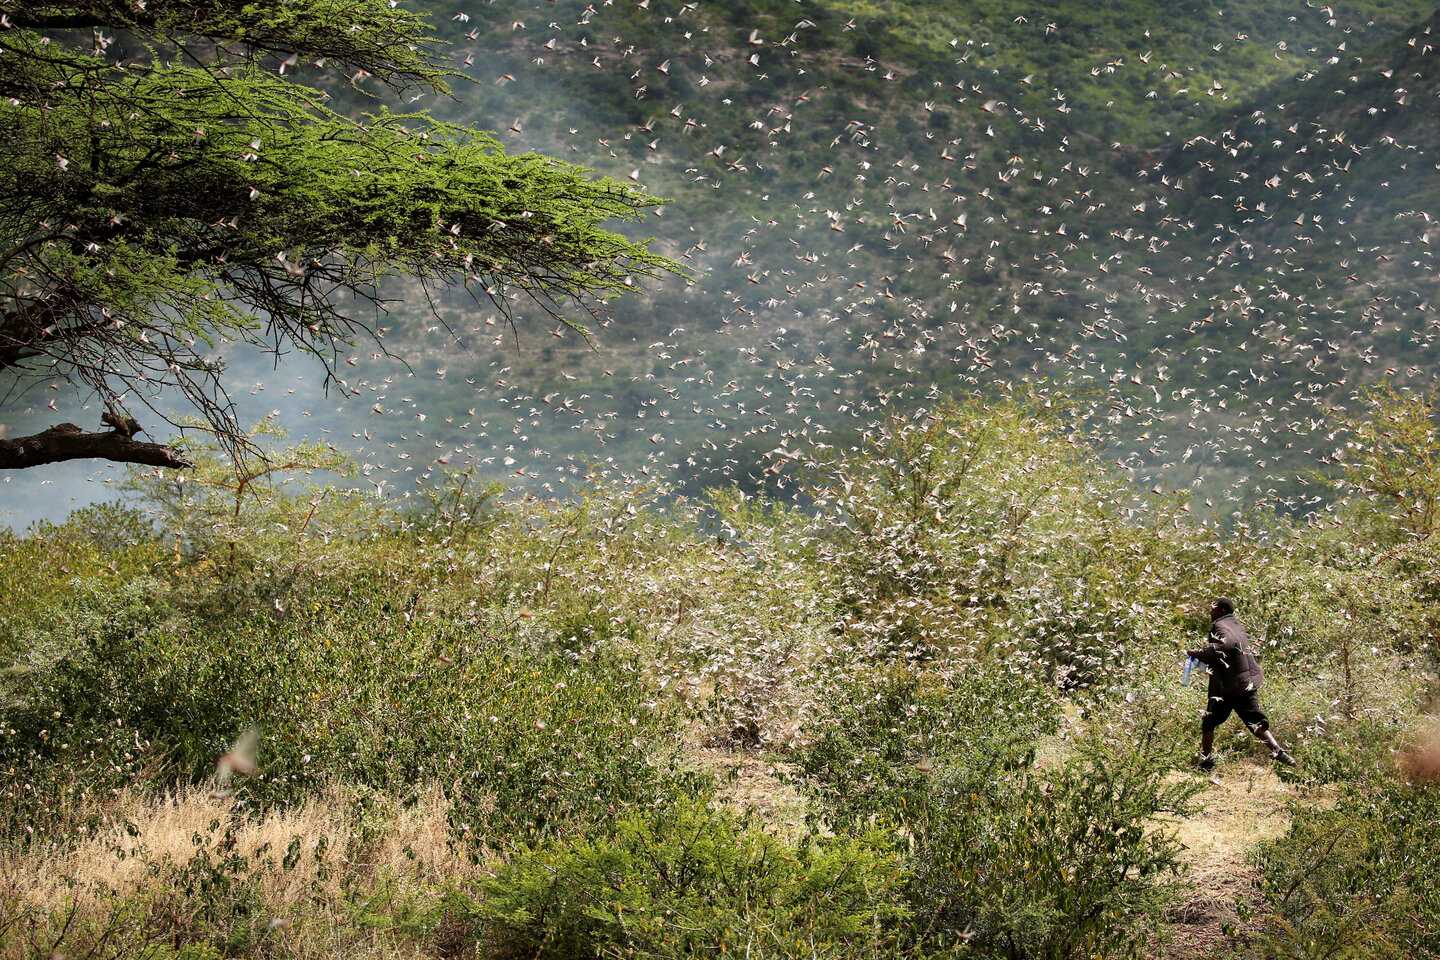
[1188, 614, 1264, 698]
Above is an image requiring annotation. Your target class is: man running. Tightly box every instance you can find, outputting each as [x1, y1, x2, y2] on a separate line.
[1187, 597, 1296, 771]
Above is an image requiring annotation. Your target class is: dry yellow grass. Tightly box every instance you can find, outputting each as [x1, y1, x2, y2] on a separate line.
[691, 746, 811, 843]
[0, 781, 485, 958]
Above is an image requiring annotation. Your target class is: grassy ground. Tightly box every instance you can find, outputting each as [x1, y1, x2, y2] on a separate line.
[0, 723, 1418, 959]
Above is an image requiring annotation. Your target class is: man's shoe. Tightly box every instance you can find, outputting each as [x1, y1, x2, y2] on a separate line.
[1197, 753, 1216, 772]
[1273, 749, 1296, 767]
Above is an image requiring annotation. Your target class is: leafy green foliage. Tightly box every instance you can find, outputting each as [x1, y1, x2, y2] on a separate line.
[0, 575, 177, 838]
[789, 665, 1057, 833]
[1272, 713, 1406, 786]
[905, 730, 1201, 960]
[0, 0, 682, 464]
[804, 397, 1183, 684]
[1331, 383, 1440, 544]
[4, 0, 450, 91]
[0, 501, 163, 663]
[476, 798, 910, 960]
[119, 423, 385, 581]
[0, 460, 705, 846]
[1255, 778, 1440, 960]
[0, 590, 698, 846]
[792, 665, 1199, 960]
[442, 652, 708, 847]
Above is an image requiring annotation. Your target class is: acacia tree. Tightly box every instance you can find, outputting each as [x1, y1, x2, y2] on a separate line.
[0, 1, 680, 469]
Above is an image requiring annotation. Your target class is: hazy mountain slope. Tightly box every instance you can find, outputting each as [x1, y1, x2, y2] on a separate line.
[389, 0, 1440, 501]
[5, 0, 1437, 521]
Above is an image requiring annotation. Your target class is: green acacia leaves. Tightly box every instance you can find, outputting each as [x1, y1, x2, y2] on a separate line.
[1, 0, 448, 93]
[0, 3, 683, 464]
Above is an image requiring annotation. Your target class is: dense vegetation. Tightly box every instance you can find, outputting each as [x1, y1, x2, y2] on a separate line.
[4, 2, 1440, 958]
[0, 388, 1436, 958]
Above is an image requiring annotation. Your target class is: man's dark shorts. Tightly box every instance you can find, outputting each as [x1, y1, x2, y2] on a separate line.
[1201, 690, 1270, 733]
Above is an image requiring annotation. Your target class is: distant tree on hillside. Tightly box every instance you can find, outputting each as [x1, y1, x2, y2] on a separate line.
[0, 1, 680, 470]
[1331, 382, 1440, 544]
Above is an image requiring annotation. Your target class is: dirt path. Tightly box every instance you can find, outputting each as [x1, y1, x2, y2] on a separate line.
[1163, 756, 1298, 958]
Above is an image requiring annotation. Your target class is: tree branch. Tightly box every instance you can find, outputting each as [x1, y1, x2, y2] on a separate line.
[0, 421, 194, 470]
[2, 12, 109, 30]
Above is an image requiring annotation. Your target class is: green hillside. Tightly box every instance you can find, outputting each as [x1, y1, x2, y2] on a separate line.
[261, 0, 1440, 510]
[5, 0, 1438, 519]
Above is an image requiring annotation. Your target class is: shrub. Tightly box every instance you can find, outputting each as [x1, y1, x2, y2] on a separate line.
[1254, 777, 1440, 960]
[800, 398, 1167, 681]
[788, 665, 1057, 833]
[0, 588, 704, 848]
[0, 575, 180, 838]
[441, 650, 710, 848]
[475, 798, 910, 960]
[793, 670, 1196, 960]
[0, 504, 164, 662]
[906, 729, 1201, 960]
[1272, 712, 1404, 786]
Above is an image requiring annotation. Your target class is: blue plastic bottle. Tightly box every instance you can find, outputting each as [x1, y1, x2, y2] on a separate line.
[1181, 657, 1198, 687]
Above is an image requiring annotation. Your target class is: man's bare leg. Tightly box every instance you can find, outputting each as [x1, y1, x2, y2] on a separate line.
[1254, 726, 1296, 766]
[1199, 728, 1216, 770]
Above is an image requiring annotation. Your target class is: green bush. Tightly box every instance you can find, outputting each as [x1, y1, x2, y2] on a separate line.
[442, 650, 710, 848]
[1273, 714, 1403, 786]
[476, 798, 911, 960]
[788, 665, 1057, 833]
[906, 729, 1201, 960]
[0, 504, 164, 662]
[800, 399, 1174, 682]
[793, 671, 1197, 960]
[0, 586, 705, 847]
[1254, 778, 1440, 960]
[0, 575, 181, 837]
